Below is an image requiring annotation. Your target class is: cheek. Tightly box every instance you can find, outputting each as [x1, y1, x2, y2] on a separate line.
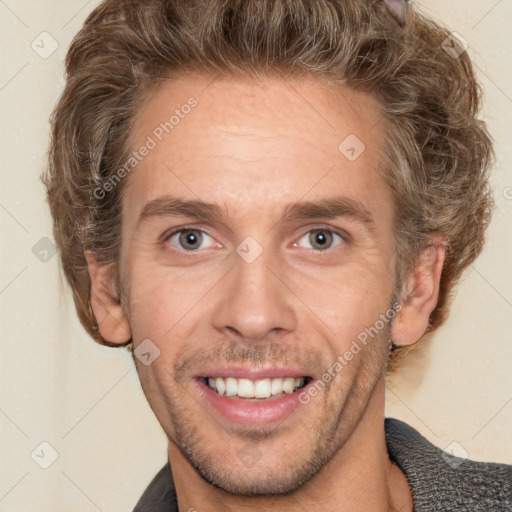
[124, 255, 221, 344]
[284, 254, 395, 338]
[128, 280, 182, 344]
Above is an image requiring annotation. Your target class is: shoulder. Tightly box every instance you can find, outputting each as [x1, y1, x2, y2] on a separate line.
[385, 417, 511, 511]
[132, 461, 178, 512]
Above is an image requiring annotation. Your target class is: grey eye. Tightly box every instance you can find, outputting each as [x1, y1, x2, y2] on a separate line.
[168, 229, 216, 251]
[295, 229, 343, 251]
[179, 230, 203, 250]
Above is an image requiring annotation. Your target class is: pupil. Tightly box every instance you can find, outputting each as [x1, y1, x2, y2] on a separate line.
[180, 230, 201, 249]
[310, 230, 332, 249]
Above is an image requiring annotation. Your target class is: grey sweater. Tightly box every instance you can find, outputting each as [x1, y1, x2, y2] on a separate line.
[133, 418, 511, 511]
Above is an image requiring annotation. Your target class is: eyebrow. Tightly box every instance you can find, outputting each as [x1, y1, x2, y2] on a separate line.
[137, 194, 376, 233]
[281, 196, 375, 230]
[138, 196, 225, 227]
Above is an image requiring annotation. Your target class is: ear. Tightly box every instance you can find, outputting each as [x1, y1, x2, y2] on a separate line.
[391, 239, 446, 346]
[84, 250, 132, 344]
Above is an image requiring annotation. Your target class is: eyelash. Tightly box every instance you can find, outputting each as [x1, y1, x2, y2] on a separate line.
[162, 225, 349, 256]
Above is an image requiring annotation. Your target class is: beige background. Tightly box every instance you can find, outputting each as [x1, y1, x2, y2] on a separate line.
[0, 1, 510, 510]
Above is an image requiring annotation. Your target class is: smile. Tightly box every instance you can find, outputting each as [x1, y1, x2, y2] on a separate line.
[203, 376, 309, 399]
[195, 371, 314, 425]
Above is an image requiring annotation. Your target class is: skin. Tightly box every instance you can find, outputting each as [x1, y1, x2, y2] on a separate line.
[86, 73, 445, 512]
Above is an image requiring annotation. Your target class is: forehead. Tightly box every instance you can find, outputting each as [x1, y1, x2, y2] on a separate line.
[123, 72, 391, 227]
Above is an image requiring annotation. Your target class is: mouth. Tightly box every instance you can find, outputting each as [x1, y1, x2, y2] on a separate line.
[199, 376, 311, 400]
[194, 369, 314, 425]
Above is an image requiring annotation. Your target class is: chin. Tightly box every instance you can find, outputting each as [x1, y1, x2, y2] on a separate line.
[194, 462, 320, 496]
[180, 435, 339, 497]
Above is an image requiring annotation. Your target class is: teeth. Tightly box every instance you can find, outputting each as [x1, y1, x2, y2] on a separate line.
[206, 376, 306, 399]
[215, 377, 226, 396]
[271, 378, 283, 395]
[225, 377, 238, 396]
[254, 378, 271, 398]
[238, 378, 254, 398]
[283, 377, 296, 394]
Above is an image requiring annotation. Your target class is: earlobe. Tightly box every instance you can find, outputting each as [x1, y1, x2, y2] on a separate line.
[391, 240, 446, 347]
[84, 250, 132, 344]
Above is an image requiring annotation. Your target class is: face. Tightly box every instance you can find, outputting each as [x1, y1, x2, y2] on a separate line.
[117, 73, 398, 494]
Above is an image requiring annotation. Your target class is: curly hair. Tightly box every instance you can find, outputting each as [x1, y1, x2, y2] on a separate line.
[42, 0, 494, 371]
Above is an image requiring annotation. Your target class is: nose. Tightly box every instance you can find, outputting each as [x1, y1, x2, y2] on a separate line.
[211, 244, 298, 343]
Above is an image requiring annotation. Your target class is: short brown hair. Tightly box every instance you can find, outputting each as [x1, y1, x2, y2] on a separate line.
[42, 0, 494, 370]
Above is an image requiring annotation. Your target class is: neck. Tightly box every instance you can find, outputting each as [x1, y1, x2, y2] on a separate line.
[168, 377, 413, 512]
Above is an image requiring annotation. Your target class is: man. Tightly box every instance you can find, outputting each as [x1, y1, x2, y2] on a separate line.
[42, 0, 511, 510]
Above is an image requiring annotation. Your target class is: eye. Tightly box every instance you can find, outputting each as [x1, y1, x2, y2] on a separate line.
[166, 229, 218, 251]
[294, 229, 344, 251]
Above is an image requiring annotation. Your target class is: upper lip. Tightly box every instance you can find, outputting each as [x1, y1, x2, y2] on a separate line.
[196, 365, 313, 380]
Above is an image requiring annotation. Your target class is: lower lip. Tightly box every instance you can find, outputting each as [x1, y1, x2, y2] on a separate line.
[196, 379, 309, 426]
